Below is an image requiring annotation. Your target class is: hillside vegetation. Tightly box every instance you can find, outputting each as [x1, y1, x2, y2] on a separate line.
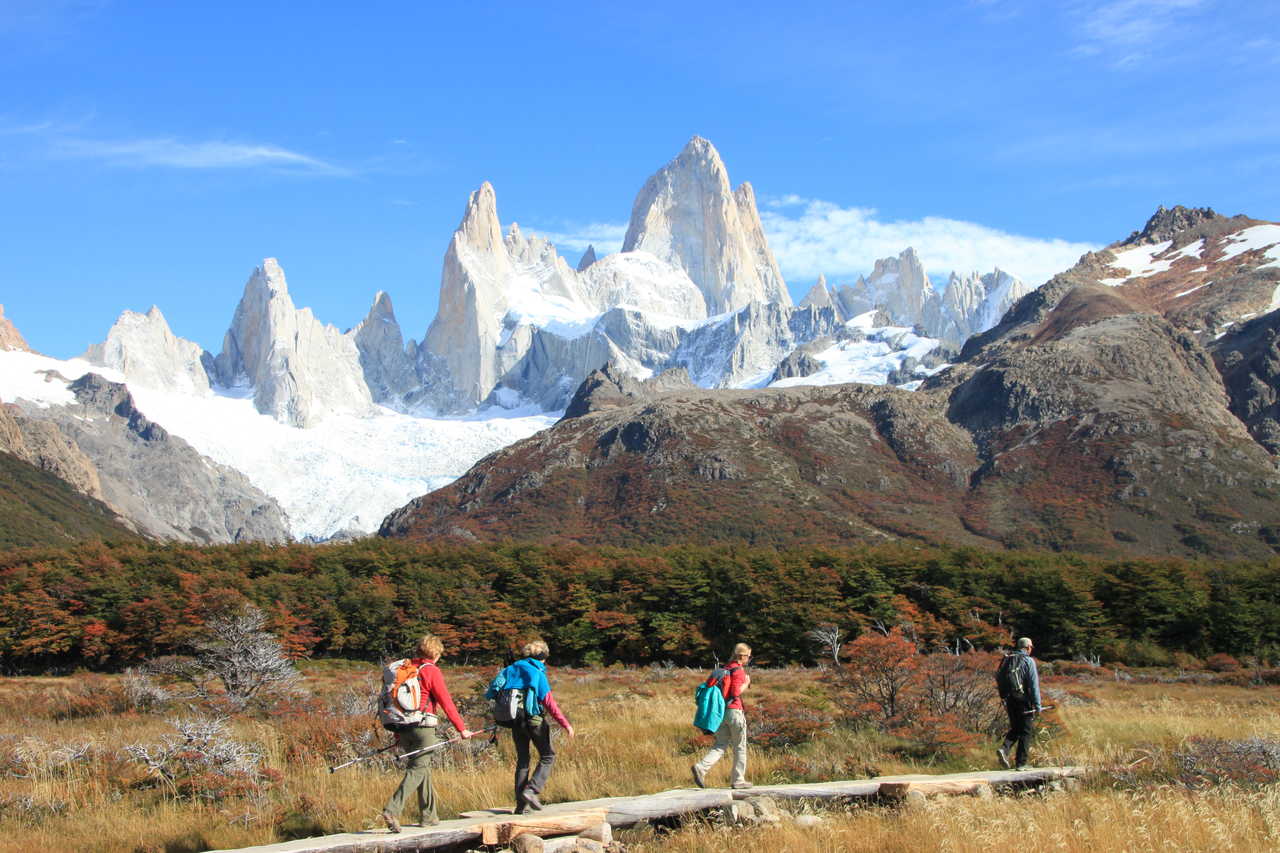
[1, 540, 1277, 673]
[0, 451, 137, 548]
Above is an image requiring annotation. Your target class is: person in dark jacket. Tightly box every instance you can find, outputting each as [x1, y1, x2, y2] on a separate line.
[381, 634, 475, 832]
[996, 636, 1042, 770]
[488, 639, 575, 813]
[691, 642, 753, 789]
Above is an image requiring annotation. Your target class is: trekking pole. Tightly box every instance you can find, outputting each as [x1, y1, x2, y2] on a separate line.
[1023, 704, 1056, 715]
[328, 741, 399, 773]
[394, 726, 498, 763]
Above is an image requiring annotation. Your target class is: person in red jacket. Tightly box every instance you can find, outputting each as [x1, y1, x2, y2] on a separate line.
[381, 634, 475, 832]
[691, 642, 753, 789]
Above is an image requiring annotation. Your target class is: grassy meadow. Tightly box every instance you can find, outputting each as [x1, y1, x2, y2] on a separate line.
[0, 660, 1277, 852]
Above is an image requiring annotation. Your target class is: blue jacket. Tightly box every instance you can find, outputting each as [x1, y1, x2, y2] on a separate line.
[487, 658, 551, 718]
[1016, 650, 1042, 708]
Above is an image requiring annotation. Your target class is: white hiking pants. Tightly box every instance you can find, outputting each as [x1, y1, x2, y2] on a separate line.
[695, 708, 748, 785]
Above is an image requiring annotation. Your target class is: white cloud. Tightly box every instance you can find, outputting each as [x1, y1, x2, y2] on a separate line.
[1068, 0, 1207, 68]
[53, 136, 347, 174]
[530, 199, 1097, 289]
[760, 198, 1097, 287]
[524, 222, 629, 256]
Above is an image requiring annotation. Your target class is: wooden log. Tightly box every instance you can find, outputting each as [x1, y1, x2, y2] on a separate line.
[879, 778, 991, 799]
[478, 808, 610, 846]
[731, 780, 880, 800]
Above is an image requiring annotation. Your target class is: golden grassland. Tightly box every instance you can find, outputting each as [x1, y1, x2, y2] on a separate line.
[0, 663, 1276, 852]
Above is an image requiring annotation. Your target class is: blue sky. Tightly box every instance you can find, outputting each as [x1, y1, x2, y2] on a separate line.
[2, 0, 1277, 357]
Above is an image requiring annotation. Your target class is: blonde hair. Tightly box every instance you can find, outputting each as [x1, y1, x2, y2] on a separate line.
[522, 639, 550, 660]
[416, 634, 444, 660]
[733, 642, 752, 660]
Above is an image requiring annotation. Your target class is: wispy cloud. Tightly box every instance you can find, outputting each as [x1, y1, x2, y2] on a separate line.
[52, 136, 348, 174]
[531, 199, 1096, 288]
[760, 197, 1098, 287]
[524, 222, 629, 256]
[1067, 0, 1208, 69]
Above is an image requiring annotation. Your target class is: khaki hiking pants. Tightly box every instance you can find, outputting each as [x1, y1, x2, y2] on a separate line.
[695, 708, 748, 785]
[384, 725, 438, 823]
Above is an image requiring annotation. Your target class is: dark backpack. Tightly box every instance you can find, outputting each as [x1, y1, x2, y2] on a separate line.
[995, 653, 1027, 701]
[487, 668, 529, 728]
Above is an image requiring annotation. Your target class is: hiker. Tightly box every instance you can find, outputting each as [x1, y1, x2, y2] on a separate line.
[381, 634, 475, 832]
[488, 638, 575, 814]
[691, 642, 753, 790]
[996, 636, 1042, 770]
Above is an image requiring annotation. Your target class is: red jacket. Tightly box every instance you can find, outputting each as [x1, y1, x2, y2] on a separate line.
[412, 659, 467, 732]
[720, 661, 747, 711]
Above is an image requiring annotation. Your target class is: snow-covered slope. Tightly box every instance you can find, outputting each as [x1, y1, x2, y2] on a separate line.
[769, 312, 945, 391]
[0, 349, 554, 540]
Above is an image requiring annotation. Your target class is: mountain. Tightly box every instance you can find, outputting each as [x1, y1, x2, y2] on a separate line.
[83, 306, 212, 396]
[0, 305, 31, 353]
[622, 136, 790, 314]
[0, 445, 137, 548]
[6, 368, 291, 544]
[213, 259, 376, 428]
[380, 208, 1280, 559]
[2, 137, 1051, 542]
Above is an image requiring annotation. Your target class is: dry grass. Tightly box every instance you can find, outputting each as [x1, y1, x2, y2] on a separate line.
[0, 664, 1276, 852]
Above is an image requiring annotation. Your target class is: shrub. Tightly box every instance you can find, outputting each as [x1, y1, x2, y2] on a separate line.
[126, 717, 279, 803]
[747, 699, 832, 750]
[1103, 639, 1174, 668]
[1205, 653, 1240, 673]
[1174, 737, 1280, 789]
[49, 673, 130, 720]
[829, 629, 1006, 758]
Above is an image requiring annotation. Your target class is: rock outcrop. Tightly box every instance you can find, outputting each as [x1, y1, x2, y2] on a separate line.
[83, 306, 212, 396]
[0, 305, 31, 352]
[213, 259, 375, 428]
[622, 136, 790, 314]
[350, 291, 418, 408]
[1211, 310, 1280, 454]
[0, 404, 107, 504]
[576, 245, 598, 272]
[12, 373, 291, 543]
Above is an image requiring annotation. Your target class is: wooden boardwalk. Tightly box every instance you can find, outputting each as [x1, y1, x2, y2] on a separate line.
[213, 766, 1084, 853]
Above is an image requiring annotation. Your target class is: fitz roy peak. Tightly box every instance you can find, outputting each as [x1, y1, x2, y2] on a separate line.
[622, 135, 790, 314]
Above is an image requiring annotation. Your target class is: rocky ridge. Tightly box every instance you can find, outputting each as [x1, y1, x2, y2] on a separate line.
[11, 373, 291, 543]
[381, 209, 1280, 559]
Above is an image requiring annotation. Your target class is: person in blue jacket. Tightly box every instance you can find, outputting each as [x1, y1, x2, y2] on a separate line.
[488, 639, 575, 813]
[996, 636, 1042, 770]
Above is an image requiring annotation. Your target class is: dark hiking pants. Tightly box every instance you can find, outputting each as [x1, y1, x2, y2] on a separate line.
[1004, 697, 1034, 767]
[513, 717, 556, 804]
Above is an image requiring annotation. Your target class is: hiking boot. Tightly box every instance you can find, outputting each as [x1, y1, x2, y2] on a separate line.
[731, 780, 753, 789]
[691, 764, 707, 788]
[381, 810, 402, 833]
[1015, 764, 1031, 771]
[996, 745, 1011, 769]
[513, 802, 527, 815]
[521, 786, 544, 811]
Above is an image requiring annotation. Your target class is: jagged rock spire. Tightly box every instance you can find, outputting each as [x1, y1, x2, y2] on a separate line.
[622, 136, 790, 314]
[214, 259, 375, 428]
[576, 244, 598, 272]
[83, 305, 211, 396]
